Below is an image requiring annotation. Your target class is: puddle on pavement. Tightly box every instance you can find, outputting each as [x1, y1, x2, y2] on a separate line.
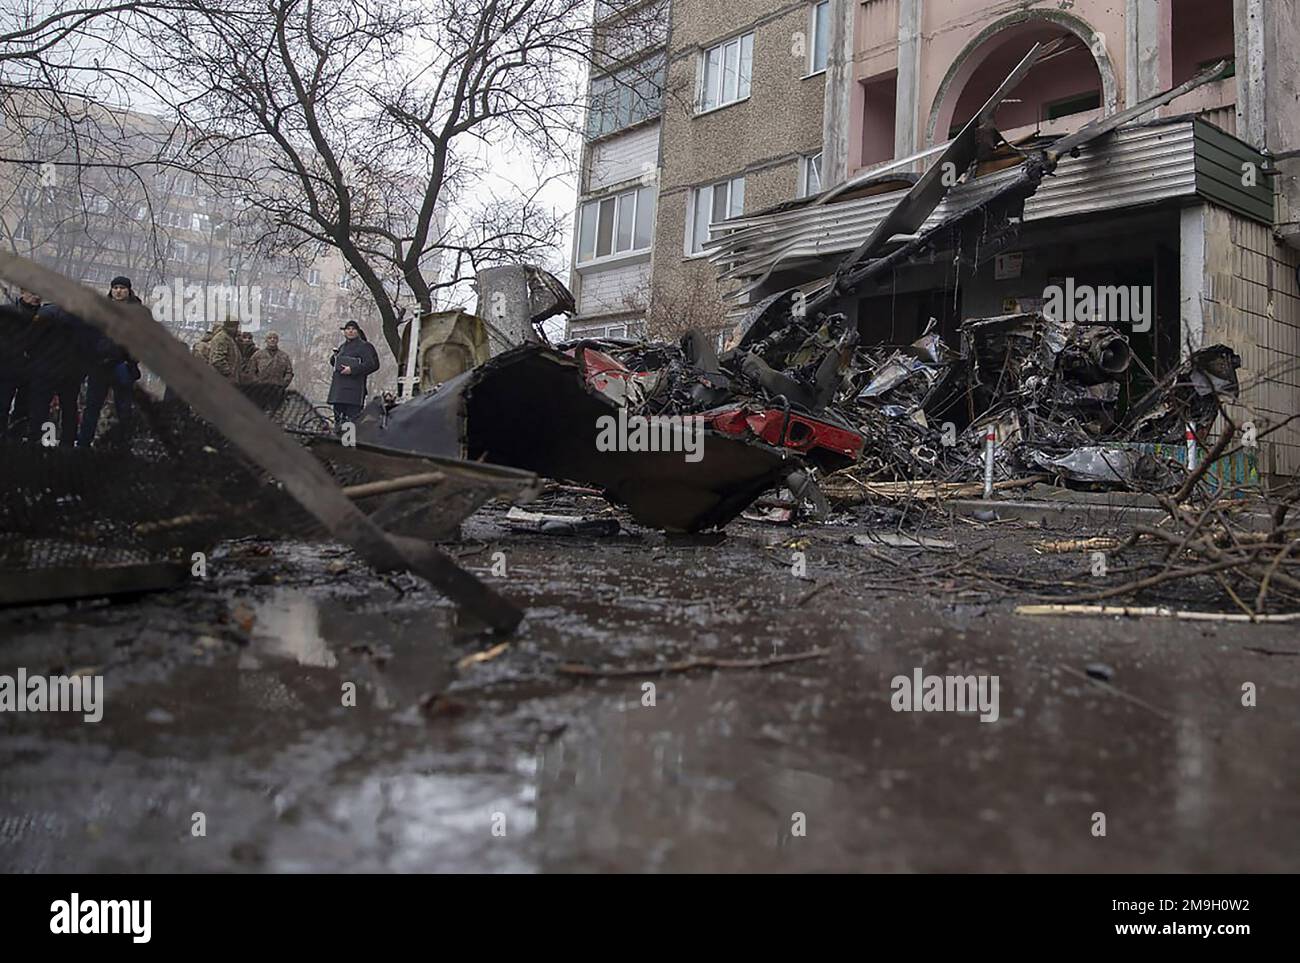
[247, 589, 339, 668]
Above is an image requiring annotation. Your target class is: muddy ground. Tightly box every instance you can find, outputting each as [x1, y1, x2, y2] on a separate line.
[2, 496, 1298, 872]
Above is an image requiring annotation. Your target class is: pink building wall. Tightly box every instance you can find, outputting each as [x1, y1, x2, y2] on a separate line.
[847, 0, 1237, 176]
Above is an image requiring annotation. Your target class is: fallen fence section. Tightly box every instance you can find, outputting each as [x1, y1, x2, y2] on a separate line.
[0, 254, 529, 631]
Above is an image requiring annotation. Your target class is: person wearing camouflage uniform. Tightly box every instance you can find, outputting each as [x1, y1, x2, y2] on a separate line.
[249, 332, 294, 387]
[207, 313, 242, 382]
[192, 325, 215, 363]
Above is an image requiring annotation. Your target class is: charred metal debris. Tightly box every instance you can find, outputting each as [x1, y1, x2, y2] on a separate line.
[356, 46, 1241, 531]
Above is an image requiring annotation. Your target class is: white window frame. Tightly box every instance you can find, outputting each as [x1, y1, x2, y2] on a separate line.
[571, 321, 635, 340]
[170, 240, 188, 262]
[800, 151, 823, 197]
[685, 176, 745, 256]
[697, 32, 753, 114]
[307, 268, 321, 287]
[338, 272, 352, 290]
[808, 1, 830, 76]
[576, 185, 656, 266]
[586, 53, 666, 139]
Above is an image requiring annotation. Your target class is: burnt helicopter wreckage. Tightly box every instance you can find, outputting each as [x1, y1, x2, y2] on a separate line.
[357, 46, 1240, 531]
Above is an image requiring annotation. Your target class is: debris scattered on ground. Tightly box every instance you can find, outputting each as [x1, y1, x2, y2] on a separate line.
[851, 532, 956, 550]
[505, 507, 621, 537]
[456, 641, 511, 669]
[557, 647, 831, 678]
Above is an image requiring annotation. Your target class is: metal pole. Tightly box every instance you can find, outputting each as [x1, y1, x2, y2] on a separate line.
[983, 427, 996, 499]
[401, 312, 422, 398]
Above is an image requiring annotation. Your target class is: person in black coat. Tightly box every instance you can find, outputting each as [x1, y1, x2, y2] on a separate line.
[77, 275, 143, 447]
[27, 302, 95, 446]
[327, 320, 380, 431]
[1, 289, 41, 440]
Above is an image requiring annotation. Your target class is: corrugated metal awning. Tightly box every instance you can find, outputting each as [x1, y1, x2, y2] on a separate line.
[708, 120, 1198, 295]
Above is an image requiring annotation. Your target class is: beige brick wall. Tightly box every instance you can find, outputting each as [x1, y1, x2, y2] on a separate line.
[1201, 205, 1300, 477]
[651, 1, 826, 330]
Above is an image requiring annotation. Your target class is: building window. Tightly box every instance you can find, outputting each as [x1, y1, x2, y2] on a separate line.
[170, 241, 188, 262]
[1043, 91, 1101, 122]
[809, 2, 830, 75]
[801, 152, 823, 197]
[338, 272, 352, 290]
[191, 212, 210, 232]
[577, 185, 656, 264]
[572, 321, 634, 340]
[698, 33, 753, 112]
[687, 176, 745, 255]
[586, 53, 665, 139]
[307, 268, 321, 287]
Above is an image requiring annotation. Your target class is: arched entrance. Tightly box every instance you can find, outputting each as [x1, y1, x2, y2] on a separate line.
[926, 12, 1118, 146]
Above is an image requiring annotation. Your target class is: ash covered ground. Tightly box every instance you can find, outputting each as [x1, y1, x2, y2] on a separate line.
[2, 495, 1297, 873]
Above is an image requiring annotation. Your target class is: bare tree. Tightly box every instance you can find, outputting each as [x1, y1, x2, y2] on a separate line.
[127, 0, 615, 359]
[629, 270, 736, 344]
[3, 0, 667, 363]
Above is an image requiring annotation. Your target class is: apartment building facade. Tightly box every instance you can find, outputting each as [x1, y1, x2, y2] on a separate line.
[566, 0, 670, 340]
[568, 0, 833, 340]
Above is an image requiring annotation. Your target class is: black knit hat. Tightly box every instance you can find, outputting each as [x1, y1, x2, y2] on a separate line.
[110, 276, 132, 290]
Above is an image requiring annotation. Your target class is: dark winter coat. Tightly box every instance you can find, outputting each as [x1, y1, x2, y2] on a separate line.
[28, 303, 96, 382]
[1, 300, 36, 379]
[90, 291, 143, 383]
[327, 334, 380, 406]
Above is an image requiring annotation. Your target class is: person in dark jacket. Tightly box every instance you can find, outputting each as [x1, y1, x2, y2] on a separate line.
[1, 289, 41, 439]
[27, 302, 95, 446]
[77, 276, 143, 447]
[327, 320, 380, 431]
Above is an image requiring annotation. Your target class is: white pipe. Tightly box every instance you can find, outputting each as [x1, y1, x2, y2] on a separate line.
[983, 428, 996, 499]
[401, 312, 422, 398]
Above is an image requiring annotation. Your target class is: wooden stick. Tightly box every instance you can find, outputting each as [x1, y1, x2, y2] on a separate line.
[342, 472, 446, 499]
[558, 647, 830, 678]
[1016, 603, 1300, 623]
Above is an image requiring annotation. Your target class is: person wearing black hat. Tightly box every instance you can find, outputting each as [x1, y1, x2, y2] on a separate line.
[76, 277, 143, 447]
[327, 320, 380, 431]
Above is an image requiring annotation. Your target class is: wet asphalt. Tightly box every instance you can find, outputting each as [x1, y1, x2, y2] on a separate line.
[1, 503, 1297, 872]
